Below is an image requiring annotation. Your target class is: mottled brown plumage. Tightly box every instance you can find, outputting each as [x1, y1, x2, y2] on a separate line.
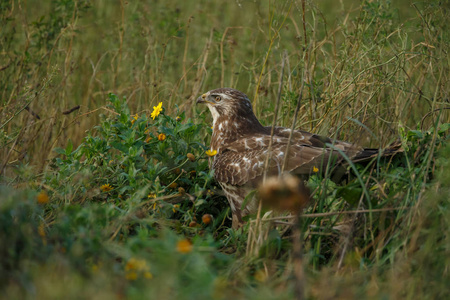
[197, 88, 390, 228]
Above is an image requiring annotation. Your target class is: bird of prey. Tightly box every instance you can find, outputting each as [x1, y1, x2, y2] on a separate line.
[197, 87, 394, 228]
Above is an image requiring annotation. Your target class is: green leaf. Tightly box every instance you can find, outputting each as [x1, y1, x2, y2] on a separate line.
[438, 123, 450, 134]
[111, 142, 128, 154]
[65, 139, 73, 155]
[336, 185, 362, 207]
[407, 130, 423, 139]
[54, 147, 66, 155]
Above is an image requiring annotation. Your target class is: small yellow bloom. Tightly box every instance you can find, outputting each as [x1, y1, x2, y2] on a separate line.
[202, 214, 213, 225]
[131, 114, 139, 125]
[313, 166, 319, 173]
[100, 184, 113, 192]
[176, 116, 181, 122]
[176, 239, 193, 254]
[172, 204, 180, 213]
[125, 258, 151, 280]
[126, 271, 138, 280]
[205, 149, 217, 157]
[125, 258, 136, 271]
[125, 258, 147, 271]
[151, 102, 163, 120]
[148, 193, 156, 199]
[158, 133, 166, 141]
[37, 191, 49, 204]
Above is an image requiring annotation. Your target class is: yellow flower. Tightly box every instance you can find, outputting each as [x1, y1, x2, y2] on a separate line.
[176, 116, 181, 122]
[100, 184, 113, 192]
[151, 102, 163, 120]
[158, 133, 166, 141]
[176, 239, 193, 254]
[125, 258, 152, 280]
[131, 114, 139, 125]
[205, 149, 217, 157]
[202, 214, 213, 225]
[313, 166, 319, 173]
[172, 204, 180, 213]
[37, 191, 49, 204]
[126, 271, 138, 280]
[148, 193, 156, 199]
[125, 258, 147, 271]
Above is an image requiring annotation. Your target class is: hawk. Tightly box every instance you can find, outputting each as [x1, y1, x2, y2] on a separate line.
[197, 87, 394, 228]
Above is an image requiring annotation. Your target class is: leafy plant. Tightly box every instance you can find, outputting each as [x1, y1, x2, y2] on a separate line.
[46, 93, 228, 231]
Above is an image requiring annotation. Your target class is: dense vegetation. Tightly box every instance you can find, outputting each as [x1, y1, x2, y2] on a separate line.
[1, 0, 449, 299]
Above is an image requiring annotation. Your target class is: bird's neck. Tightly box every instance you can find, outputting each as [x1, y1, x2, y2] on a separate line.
[210, 114, 268, 152]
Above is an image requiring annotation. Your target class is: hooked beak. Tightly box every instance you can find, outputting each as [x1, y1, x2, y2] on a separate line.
[196, 96, 206, 104]
[196, 93, 216, 105]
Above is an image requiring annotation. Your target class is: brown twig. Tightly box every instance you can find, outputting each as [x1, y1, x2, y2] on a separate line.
[420, 107, 450, 130]
[62, 105, 81, 115]
[25, 106, 41, 120]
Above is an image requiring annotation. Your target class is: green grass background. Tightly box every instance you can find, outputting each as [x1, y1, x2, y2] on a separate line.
[1, 0, 449, 299]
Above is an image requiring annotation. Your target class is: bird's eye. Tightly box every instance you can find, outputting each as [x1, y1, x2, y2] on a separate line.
[215, 96, 221, 102]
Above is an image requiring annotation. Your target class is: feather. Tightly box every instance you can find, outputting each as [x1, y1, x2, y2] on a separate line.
[197, 88, 400, 228]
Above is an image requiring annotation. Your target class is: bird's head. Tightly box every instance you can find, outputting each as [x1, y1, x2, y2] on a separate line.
[196, 88, 254, 124]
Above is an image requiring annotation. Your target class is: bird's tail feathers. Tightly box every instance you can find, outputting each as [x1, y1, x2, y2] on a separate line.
[352, 140, 402, 162]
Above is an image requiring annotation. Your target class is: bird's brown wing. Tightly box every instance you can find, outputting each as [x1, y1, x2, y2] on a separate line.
[268, 126, 363, 153]
[213, 132, 360, 186]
